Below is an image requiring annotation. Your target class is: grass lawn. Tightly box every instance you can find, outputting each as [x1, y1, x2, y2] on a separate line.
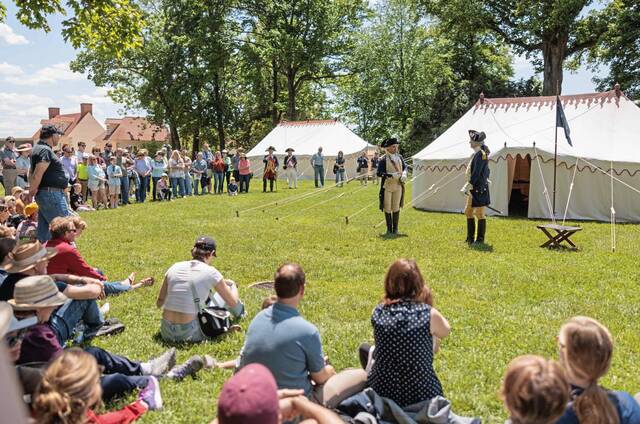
[76, 179, 640, 423]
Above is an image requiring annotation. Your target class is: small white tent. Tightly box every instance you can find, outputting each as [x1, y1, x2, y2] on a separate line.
[412, 89, 640, 222]
[247, 120, 377, 180]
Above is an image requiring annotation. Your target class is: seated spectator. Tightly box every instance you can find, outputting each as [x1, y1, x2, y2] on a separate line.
[365, 258, 450, 407]
[212, 363, 344, 424]
[156, 236, 244, 343]
[69, 182, 95, 212]
[0, 237, 16, 286]
[45, 217, 154, 295]
[0, 224, 15, 239]
[16, 202, 38, 243]
[11, 187, 25, 215]
[0, 198, 11, 226]
[239, 263, 366, 406]
[4, 195, 17, 215]
[228, 177, 238, 196]
[501, 355, 569, 424]
[33, 348, 162, 424]
[555, 316, 640, 423]
[157, 173, 171, 201]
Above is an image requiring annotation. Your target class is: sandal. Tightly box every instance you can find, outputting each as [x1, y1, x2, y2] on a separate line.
[139, 277, 155, 288]
[123, 272, 137, 287]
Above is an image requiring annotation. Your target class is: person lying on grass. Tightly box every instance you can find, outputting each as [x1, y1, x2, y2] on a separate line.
[501, 355, 569, 424]
[361, 258, 451, 407]
[211, 363, 343, 424]
[45, 217, 154, 296]
[555, 316, 640, 424]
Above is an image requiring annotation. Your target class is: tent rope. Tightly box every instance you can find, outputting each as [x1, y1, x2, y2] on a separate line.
[532, 145, 556, 224]
[562, 156, 580, 226]
[610, 159, 616, 252]
[277, 185, 366, 221]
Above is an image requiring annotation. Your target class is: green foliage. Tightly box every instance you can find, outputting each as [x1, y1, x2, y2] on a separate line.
[1, 0, 144, 53]
[76, 180, 640, 422]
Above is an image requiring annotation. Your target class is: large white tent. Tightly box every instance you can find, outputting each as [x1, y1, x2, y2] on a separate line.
[412, 89, 640, 222]
[247, 120, 377, 180]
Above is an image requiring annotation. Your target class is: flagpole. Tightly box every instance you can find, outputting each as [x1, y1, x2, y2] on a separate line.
[552, 82, 559, 219]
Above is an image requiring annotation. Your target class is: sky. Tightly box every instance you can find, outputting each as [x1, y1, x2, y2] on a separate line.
[0, 4, 605, 138]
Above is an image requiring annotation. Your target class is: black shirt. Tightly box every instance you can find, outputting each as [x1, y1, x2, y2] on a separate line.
[0, 272, 27, 301]
[30, 141, 68, 190]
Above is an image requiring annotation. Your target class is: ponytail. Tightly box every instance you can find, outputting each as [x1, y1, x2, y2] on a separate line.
[574, 384, 619, 424]
[481, 144, 491, 156]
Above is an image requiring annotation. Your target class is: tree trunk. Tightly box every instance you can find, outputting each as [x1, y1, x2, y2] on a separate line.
[169, 121, 181, 150]
[272, 59, 280, 125]
[542, 34, 568, 96]
[213, 72, 226, 151]
[286, 67, 297, 121]
[192, 127, 200, 159]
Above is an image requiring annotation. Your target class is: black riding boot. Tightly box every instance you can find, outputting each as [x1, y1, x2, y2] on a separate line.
[392, 211, 400, 234]
[270, 179, 274, 192]
[262, 179, 267, 192]
[384, 213, 393, 234]
[476, 219, 486, 243]
[466, 218, 475, 244]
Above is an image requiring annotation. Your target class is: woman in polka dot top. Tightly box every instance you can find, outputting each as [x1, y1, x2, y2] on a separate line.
[367, 259, 451, 407]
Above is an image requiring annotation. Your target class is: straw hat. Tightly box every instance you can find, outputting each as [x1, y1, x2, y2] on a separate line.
[0, 302, 37, 337]
[8, 275, 68, 311]
[16, 143, 33, 152]
[2, 241, 58, 274]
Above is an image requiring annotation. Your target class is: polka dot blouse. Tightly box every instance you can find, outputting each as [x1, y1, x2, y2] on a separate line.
[367, 301, 443, 406]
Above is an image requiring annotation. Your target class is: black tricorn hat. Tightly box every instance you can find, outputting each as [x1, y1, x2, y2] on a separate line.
[381, 137, 399, 148]
[285, 147, 295, 152]
[468, 130, 486, 143]
[265, 146, 276, 152]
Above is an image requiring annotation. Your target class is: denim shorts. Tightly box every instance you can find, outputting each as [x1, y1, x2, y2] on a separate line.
[160, 318, 205, 343]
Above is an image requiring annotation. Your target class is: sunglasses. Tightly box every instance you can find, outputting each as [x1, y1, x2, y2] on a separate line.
[5, 329, 27, 348]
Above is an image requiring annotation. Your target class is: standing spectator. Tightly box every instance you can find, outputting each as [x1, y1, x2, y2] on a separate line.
[311, 147, 324, 188]
[101, 142, 113, 163]
[15, 143, 31, 189]
[91, 147, 105, 168]
[28, 125, 70, 242]
[87, 156, 107, 209]
[356, 151, 369, 186]
[106, 156, 123, 209]
[334, 151, 346, 187]
[169, 150, 186, 198]
[366, 259, 450, 407]
[115, 148, 130, 205]
[238, 153, 251, 193]
[232, 148, 242, 183]
[191, 152, 207, 195]
[182, 150, 193, 196]
[222, 149, 232, 191]
[371, 151, 380, 185]
[60, 146, 78, 185]
[75, 141, 86, 162]
[202, 143, 214, 194]
[1, 137, 19, 194]
[283, 148, 298, 189]
[134, 149, 152, 203]
[151, 152, 166, 201]
[77, 154, 89, 201]
[212, 151, 225, 195]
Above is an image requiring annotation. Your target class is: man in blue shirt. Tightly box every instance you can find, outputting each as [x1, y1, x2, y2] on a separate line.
[239, 263, 336, 398]
[310, 147, 325, 188]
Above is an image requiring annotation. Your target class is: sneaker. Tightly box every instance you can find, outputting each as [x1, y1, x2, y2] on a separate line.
[166, 355, 204, 381]
[85, 318, 125, 339]
[146, 348, 176, 376]
[138, 376, 163, 410]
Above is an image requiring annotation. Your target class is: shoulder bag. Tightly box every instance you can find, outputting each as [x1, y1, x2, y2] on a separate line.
[188, 280, 231, 338]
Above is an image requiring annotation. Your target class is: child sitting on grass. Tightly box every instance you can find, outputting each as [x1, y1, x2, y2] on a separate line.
[16, 202, 38, 243]
[157, 173, 172, 201]
[4, 196, 17, 215]
[228, 177, 238, 196]
[70, 183, 95, 212]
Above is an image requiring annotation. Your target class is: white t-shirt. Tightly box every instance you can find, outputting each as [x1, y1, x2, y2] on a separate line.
[162, 260, 223, 314]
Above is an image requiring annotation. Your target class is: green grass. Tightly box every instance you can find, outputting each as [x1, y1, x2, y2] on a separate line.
[77, 180, 640, 423]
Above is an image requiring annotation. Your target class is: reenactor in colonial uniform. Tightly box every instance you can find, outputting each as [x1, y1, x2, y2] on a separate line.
[377, 138, 407, 235]
[283, 148, 298, 189]
[461, 130, 491, 243]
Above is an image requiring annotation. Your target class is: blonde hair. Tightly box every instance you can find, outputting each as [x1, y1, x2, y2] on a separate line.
[559, 316, 619, 424]
[34, 348, 102, 424]
[69, 216, 87, 231]
[501, 355, 569, 424]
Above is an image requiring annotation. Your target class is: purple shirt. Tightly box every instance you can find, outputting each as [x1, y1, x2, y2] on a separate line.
[61, 155, 77, 180]
[17, 323, 63, 364]
[134, 157, 152, 176]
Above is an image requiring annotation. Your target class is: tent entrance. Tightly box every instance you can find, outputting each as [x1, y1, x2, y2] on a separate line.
[508, 154, 531, 216]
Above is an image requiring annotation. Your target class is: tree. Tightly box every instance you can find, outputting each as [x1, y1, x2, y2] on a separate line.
[0, 0, 143, 54]
[423, 0, 609, 95]
[586, 0, 640, 98]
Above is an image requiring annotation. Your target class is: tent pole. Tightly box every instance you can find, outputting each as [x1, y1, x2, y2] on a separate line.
[552, 91, 559, 220]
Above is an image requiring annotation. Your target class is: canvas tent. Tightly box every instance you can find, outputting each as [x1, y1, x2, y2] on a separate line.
[247, 120, 377, 180]
[412, 89, 640, 222]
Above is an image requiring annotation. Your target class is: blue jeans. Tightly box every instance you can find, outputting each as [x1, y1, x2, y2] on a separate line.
[137, 175, 149, 203]
[239, 174, 250, 193]
[104, 282, 132, 296]
[185, 174, 193, 196]
[314, 165, 324, 187]
[152, 176, 160, 200]
[35, 190, 71, 242]
[214, 172, 224, 193]
[50, 299, 104, 345]
[85, 346, 147, 400]
[170, 177, 186, 197]
[101, 374, 149, 401]
[160, 318, 204, 343]
[120, 176, 130, 204]
[336, 169, 346, 186]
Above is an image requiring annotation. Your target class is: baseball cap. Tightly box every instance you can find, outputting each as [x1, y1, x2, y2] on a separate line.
[40, 124, 63, 139]
[194, 236, 217, 253]
[217, 364, 279, 424]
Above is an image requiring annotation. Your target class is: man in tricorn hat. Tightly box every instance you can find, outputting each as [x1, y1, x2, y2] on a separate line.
[262, 146, 279, 193]
[461, 129, 491, 244]
[377, 137, 407, 235]
[283, 148, 298, 189]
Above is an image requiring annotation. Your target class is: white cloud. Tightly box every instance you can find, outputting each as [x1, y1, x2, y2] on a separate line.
[4, 62, 85, 86]
[0, 62, 23, 77]
[0, 23, 29, 45]
[66, 87, 114, 105]
[0, 92, 54, 137]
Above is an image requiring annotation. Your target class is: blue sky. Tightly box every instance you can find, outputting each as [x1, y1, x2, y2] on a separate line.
[0, 4, 605, 138]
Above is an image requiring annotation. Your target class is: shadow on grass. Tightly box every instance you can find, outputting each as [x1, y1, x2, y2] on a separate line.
[151, 328, 243, 349]
[469, 242, 494, 252]
[378, 233, 409, 240]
